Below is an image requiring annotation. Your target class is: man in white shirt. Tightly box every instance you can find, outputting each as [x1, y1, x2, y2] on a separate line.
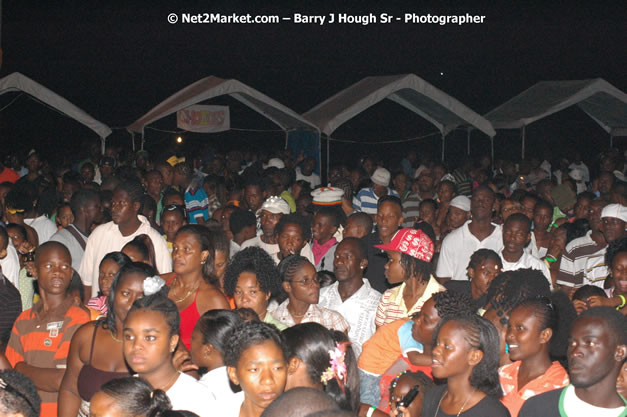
[0, 229, 19, 287]
[319, 238, 381, 357]
[295, 157, 321, 188]
[24, 213, 57, 244]
[50, 189, 102, 272]
[580, 203, 627, 288]
[436, 186, 503, 282]
[78, 181, 172, 298]
[499, 213, 552, 286]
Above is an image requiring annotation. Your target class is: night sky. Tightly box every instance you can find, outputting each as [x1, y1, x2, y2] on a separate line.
[1, 1, 626, 165]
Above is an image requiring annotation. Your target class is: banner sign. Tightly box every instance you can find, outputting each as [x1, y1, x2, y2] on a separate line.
[177, 105, 230, 132]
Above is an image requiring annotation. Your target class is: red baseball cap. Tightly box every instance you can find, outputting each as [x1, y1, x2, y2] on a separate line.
[375, 228, 434, 262]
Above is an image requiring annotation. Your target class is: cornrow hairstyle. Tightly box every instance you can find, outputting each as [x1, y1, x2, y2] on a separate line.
[514, 291, 577, 363]
[174, 225, 219, 286]
[328, 330, 360, 412]
[486, 269, 551, 326]
[579, 306, 627, 346]
[223, 321, 288, 368]
[399, 253, 432, 283]
[278, 255, 311, 283]
[0, 370, 41, 417]
[98, 376, 171, 417]
[105, 261, 154, 334]
[467, 249, 503, 274]
[193, 309, 243, 358]
[433, 315, 502, 398]
[128, 291, 180, 337]
[114, 180, 145, 204]
[388, 371, 435, 409]
[224, 247, 282, 298]
[276, 213, 312, 242]
[122, 234, 158, 273]
[605, 237, 627, 270]
[432, 290, 477, 319]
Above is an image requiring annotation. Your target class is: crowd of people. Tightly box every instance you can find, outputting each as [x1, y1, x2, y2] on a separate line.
[0, 140, 626, 417]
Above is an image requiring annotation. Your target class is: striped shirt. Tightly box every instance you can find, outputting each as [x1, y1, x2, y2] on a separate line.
[401, 191, 437, 227]
[272, 300, 350, 333]
[5, 298, 91, 417]
[557, 231, 605, 288]
[185, 187, 210, 224]
[353, 187, 399, 215]
[375, 276, 445, 327]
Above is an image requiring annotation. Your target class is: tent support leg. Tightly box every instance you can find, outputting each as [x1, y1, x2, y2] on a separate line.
[326, 137, 330, 185]
[467, 129, 471, 155]
[490, 137, 494, 166]
[441, 133, 445, 161]
[131, 132, 136, 152]
[101, 137, 106, 155]
[140, 133, 145, 151]
[521, 126, 526, 159]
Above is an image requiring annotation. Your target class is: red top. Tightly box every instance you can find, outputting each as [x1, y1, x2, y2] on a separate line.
[0, 167, 19, 184]
[167, 276, 201, 351]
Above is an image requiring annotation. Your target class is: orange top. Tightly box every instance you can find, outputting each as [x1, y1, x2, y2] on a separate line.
[499, 360, 569, 417]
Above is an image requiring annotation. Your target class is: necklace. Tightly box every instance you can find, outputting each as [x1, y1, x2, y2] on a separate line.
[171, 277, 199, 303]
[158, 371, 180, 391]
[434, 388, 476, 417]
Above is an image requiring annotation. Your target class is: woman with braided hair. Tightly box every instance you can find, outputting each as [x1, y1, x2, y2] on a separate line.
[499, 291, 576, 416]
[482, 268, 551, 367]
[421, 314, 510, 417]
[272, 255, 349, 332]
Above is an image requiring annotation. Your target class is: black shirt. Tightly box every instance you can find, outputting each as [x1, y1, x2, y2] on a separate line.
[443, 281, 487, 312]
[0, 275, 22, 348]
[361, 232, 391, 293]
[422, 384, 511, 417]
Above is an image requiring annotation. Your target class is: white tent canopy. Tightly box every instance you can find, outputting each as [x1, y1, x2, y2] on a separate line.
[128, 76, 319, 139]
[303, 73, 496, 161]
[485, 78, 627, 157]
[0, 72, 112, 151]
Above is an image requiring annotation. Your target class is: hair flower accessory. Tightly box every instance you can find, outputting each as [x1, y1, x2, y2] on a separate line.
[143, 276, 165, 296]
[321, 342, 350, 392]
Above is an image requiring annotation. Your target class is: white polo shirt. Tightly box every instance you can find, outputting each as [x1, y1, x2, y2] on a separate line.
[78, 215, 172, 296]
[318, 279, 381, 358]
[500, 250, 553, 288]
[436, 221, 503, 281]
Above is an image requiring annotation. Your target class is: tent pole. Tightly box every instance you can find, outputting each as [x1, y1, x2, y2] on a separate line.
[490, 137, 494, 166]
[441, 133, 445, 162]
[140, 132, 145, 151]
[467, 129, 471, 155]
[132, 132, 136, 152]
[326, 136, 330, 185]
[284, 130, 289, 150]
[101, 137, 106, 155]
[521, 126, 526, 159]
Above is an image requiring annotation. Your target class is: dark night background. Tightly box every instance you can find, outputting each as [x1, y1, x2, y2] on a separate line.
[1, 1, 625, 168]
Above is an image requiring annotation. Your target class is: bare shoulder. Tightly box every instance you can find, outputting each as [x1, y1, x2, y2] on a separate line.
[196, 282, 230, 313]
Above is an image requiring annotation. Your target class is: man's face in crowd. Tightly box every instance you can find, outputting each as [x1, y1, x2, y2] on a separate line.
[471, 188, 495, 220]
[568, 317, 626, 389]
[245, 185, 264, 213]
[376, 202, 403, 240]
[600, 216, 626, 243]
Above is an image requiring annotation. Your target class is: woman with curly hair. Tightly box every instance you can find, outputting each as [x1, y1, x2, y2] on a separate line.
[421, 314, 510, 417]
[162, 224, 230, 350]
[224, 247, 286, 330]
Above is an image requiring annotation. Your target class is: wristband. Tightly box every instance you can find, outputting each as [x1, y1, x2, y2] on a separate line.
[545, 255, 557, 263]
[617, 294, 626, 310]
[366, 405, 377, 417]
